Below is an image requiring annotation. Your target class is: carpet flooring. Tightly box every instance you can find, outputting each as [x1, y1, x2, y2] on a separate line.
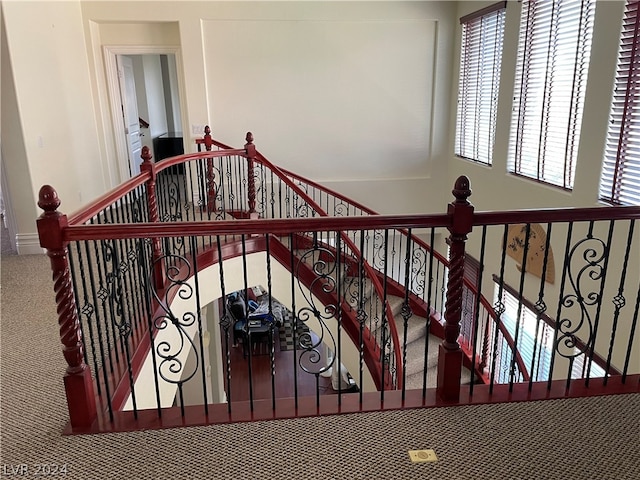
[1, 235, 639, 479]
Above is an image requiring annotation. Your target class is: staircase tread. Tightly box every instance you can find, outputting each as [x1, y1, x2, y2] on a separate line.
[404, 365, 473, 390]
[403, 334, 441, 376]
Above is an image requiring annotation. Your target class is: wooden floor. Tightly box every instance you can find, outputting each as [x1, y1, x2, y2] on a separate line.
[220, 326, 337, 403]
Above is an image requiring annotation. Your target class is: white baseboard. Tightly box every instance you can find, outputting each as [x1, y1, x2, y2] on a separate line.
[15, 233, 46, 255]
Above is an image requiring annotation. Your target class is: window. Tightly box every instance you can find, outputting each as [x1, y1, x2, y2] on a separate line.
[495, 286, 554, 381]
[455, 2, 506, 164]
[600, 0, 640, 206]
[494, 284, 606, 382]
[508, 0, 596, 189]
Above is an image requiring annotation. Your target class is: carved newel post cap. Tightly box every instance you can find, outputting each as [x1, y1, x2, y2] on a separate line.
[204, 125, 211, 135]
[141, 146, 153, 164]
[245, 131, 254, 145]
[452, 175, 472, 203]
[38, 185, 61, 213]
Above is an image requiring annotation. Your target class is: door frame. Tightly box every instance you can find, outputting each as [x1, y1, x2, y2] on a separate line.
[103, 45, 186, 183]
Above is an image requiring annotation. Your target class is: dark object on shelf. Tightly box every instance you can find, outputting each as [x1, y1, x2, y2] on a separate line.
[153, 132, 184, 174]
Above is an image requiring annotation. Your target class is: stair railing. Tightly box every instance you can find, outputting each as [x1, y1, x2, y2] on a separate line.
[276, 162, 519, 393]
[37, 129, 640, 432]
[274, 162, 640, 398]
[39, 132, 410, 428]
[243, 141, 405, 391]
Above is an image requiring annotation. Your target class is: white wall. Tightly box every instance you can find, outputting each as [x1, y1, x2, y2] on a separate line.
[2, 1, 106, 252]
[2, 1, 456, 247]
[142, 55, 169, 138]
[80, 1, 456, 214]
[163, 54, 183, 134]
[1, 8, 36, 247]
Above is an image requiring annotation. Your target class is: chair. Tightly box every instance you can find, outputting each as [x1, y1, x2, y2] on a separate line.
[228, 293, 248, 349]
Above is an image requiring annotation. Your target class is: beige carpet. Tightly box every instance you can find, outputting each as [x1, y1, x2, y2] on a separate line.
[1, 248, 639, 479]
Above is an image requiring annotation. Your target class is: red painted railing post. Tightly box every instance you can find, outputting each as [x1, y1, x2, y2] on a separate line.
[437, 176, 474, 401]
[140, 147, 165, 290]
[203, 126, 216, 213]
[244, 132, 257, 218]
[37, 186, 97, 429]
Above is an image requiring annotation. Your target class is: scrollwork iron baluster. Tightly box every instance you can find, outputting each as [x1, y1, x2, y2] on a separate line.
[556, 234, 608, 359]
[295, 246, 338, 376]
[149, 254, 200, 396]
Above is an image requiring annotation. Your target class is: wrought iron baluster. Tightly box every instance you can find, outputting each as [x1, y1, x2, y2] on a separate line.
[289, 233, 299, 408]
[239, 234, 256, 410]
[490, 224, 509, 392]
[93, 234, 117, 374]
[70, 242, 100, 393]
[189, 235, 208, 414]
[509, 223, 532, 390]
[265, 234, 277, 411]
[422, 228, 436, 399]
[293, 234, 337, 404]
[622, 283, 640, 381]
[548, 222, 574, 390]
[585, 221, 615, 386]
[335, 233, 343, 404]
[470, 226, 487, 395]
[357, 231, 366, 406]
[67, 247, 89, 368]
[216, 236, 233, 413]
[137, 238, 162, 417]
[149, 253, 199, 418]
[84, 239, 113, 420]
[554, 221, 614, 389]
[401, 228, 413, 399]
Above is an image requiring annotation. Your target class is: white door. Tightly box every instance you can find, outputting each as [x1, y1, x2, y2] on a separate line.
[117, 55, 142, 177]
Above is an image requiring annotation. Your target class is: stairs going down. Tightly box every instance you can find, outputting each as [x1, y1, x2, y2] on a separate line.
[289, 241, 472, 392]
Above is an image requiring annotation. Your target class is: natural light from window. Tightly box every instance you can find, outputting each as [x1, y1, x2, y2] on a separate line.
[508, 0, 596, 190]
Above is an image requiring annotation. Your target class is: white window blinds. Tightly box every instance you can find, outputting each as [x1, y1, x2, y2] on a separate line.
[508, 0, 596, 189]
[600, 0, 640, 206]
[455, 2, 506, 165]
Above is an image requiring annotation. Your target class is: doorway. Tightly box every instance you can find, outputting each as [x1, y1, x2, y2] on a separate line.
[104, 47, 186, 183]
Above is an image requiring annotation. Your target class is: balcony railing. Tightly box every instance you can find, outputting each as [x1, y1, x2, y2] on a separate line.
[37, 129, 640, 433]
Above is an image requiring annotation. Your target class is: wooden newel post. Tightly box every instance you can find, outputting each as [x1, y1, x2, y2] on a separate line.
[203, 125, 213, 151]
[244, 132, 257, 218]
[140, 147, 166, 290]
[437, 175, 474, 401]
[37, 186, 97, 429]
[204, 126, 216, 213]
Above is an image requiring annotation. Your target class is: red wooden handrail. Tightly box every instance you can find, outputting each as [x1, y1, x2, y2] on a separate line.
[277, 165, 453, 276]
[68, 173, 150, 225]
[67, 149, 247, 226]
[61, 216, 450, 241]
[154, 149, 247, 172]
[474, 206, 640, 224]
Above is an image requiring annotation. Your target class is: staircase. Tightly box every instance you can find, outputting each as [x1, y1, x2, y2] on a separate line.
[291, 239, 471, 391]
